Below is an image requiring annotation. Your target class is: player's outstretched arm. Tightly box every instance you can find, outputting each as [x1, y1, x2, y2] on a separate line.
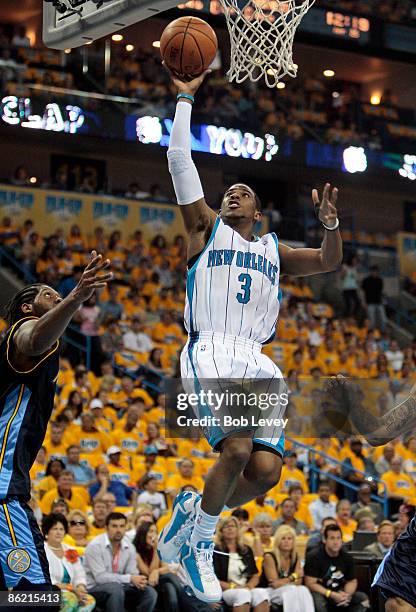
[166, 69, 217, 255]
[13, 251, 112, 357]
[326, 377, 416, 446]
[279, 183, 343, 276]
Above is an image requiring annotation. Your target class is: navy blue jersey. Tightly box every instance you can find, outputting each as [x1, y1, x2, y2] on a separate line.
[373, 514, 416, 608]
[0, 317, 59, 501]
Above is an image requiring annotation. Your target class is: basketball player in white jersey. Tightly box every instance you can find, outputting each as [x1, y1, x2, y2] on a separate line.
[158, 69, 343, 603]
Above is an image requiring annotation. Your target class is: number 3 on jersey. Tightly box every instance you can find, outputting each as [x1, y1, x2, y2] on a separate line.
[237, 273, 252, 304]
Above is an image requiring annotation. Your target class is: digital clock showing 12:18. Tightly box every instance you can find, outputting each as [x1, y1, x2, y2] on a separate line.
[325, 10, 371, 41]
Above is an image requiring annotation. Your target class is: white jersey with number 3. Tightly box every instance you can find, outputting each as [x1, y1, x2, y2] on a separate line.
[184, 217, 281, 344]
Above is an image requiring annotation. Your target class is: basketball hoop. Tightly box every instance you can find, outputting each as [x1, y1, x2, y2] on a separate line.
[218, 0, 315, 88]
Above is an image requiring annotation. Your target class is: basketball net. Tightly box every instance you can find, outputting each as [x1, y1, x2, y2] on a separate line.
[219, 0, 315, 87]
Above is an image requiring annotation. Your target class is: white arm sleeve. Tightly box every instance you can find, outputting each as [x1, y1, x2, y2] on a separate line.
[167, 101, 204, 205]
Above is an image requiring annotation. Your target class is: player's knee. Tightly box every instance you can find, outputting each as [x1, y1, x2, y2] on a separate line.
[221, 437, 253, 468]
[385, 598, 414, 612]
[245, 454, 282, 490]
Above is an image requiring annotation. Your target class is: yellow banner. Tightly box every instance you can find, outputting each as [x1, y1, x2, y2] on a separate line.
[0, 185, 269, 240]
[397, 232, 416, 280]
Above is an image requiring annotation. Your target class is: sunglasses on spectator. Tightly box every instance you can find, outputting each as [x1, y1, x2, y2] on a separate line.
[69, 520, 86, 526]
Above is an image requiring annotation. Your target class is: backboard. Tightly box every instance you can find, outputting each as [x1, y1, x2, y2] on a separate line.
[43, 0, 179, 49]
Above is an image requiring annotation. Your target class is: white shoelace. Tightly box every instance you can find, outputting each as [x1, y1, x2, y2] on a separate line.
[194, 546, 217, 582]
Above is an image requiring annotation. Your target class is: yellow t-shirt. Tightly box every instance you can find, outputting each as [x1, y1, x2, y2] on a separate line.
[381, 470, 416, 498]
[243, 499, 275, 522]
[278, 466, 309, 493]
[338, 519, 357, 543]
[111, 427, 145, 455]
[166, 474, 205, 494]
[73, 430, 112, 455]
[39, 489, 88, 515]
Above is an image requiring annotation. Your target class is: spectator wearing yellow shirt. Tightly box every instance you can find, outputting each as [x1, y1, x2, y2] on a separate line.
[288, 484, 313, 529]
[143, 393, 166, 427]
[341, 439, 378, 495]
[319, 338, 341, 374]
[63, 509, 92, 556]
[141, 271, 161, 300]
[29, 446, 48, 487]
[165, 458, 204, 501]
[336, 500, 357, 543]
[111, 407, 146, 456]
[151, 311, 185, 345]
[60, 366, 93, 406]
[111, 376, 153, 410]
[72, 412, 112, 456]
[44, 421, 71, 461]
[88, 498, 109, 537]
[133, 448, 167, 491]
[243, 494, 276, 523]
[123, 291, 148, 320]
[106, 447, 133, 485]
[148, 287, 177, 313]
[36, 458, 65, 500]
[0, 215, 20, 247]
[278, 451, 309, 493]
[303, 345, 327, 375]
[39, 471, 88, 516]
[89, 399, 113, 434]
[381, 456, 416, 516]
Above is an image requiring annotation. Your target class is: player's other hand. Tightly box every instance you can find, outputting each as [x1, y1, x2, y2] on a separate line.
[312, 183, 338, 229]
[72, 250, 113, 303]
[164, 61, 212, 97]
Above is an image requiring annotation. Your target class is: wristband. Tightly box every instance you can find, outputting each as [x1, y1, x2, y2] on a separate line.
[229, 582, 236, 589]
[322, 218, 339, 231]
[290, 573, 298, 581]
[177, 93, 195, 103]
[325, 589, 332, 598]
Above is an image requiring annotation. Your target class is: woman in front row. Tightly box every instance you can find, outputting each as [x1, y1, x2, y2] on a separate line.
[43, 513, 95, 612]
[214, 516, 270, 612]
[260, 525, 314, 612]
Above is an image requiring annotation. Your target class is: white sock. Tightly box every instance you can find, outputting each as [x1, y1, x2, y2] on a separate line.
[190, 506, 220, 546]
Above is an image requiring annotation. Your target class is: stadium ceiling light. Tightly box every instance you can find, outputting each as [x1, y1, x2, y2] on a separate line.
[276, 82, 286, 89]
[332, 91, 340, 98]
[112, 34, 123, 42]
[152, 40, 161, 48]
[323, 69, 335, 78]
[125, 44, 134, 52]
[64, 48, 71, 54]
[84, 40, 93, 45]
[29, 176, 37, 184]
[371, 94, 381, 105]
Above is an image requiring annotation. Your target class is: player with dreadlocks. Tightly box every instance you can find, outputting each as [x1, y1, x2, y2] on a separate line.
[0, 251, 112, 597]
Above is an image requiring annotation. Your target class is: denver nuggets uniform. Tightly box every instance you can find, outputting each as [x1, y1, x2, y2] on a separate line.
[0, 317, 58, 590]
[181, 217, 286, 455]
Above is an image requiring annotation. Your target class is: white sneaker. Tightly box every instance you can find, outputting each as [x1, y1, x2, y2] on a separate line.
[158, 490, 200, 562]
[180, 539, 222, 603]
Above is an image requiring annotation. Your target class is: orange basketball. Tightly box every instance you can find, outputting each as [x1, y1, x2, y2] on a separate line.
[160, 16, 218, 79]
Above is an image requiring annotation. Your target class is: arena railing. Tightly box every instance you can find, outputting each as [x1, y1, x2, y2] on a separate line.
[286, 437, 389, 518]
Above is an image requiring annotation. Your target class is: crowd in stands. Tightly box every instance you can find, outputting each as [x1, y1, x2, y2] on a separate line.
[1, 209, 416, 608]
[1, 24, 415, 153]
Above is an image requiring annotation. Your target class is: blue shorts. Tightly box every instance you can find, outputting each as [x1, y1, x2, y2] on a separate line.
[0, 498, 52, 589]
[373, 516, 416, 608]
[181, 332, 286, 457]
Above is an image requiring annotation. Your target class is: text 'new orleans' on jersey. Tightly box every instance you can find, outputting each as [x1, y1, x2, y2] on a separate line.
[0, 317, 59, 501]
[185, 217, 282, 344]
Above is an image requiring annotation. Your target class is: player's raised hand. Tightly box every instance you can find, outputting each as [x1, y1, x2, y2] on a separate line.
[312, 183, 339, 229]
[164, 61, 212, 97]
[72, 250, 113, 303]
